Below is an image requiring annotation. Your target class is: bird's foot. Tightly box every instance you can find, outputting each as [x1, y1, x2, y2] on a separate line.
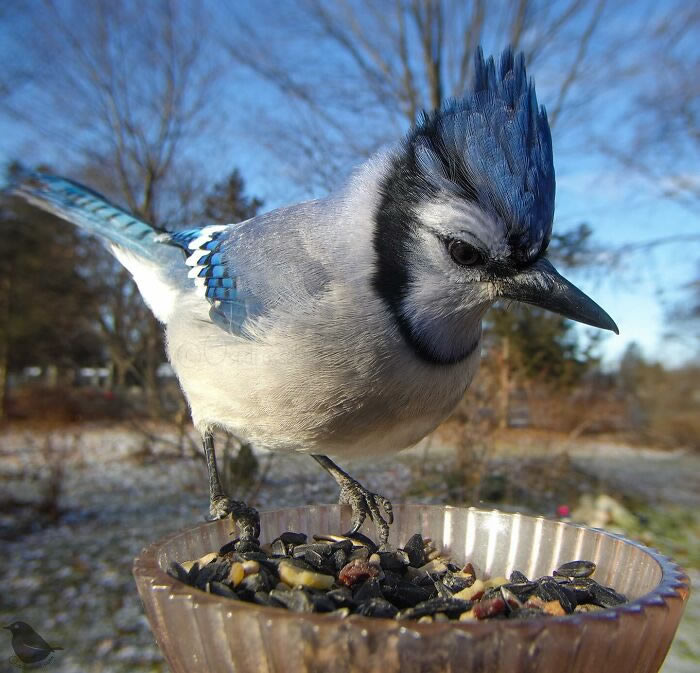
[207, 496, 260, 541]
[338, 477, 393, 546]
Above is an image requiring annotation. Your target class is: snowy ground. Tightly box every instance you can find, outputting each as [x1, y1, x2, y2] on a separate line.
[1, 425, 697, 672]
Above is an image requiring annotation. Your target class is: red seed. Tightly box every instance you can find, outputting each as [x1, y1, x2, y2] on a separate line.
[461, 562, 475, 576]
[473, 597, 507, 620]
[338, 559, 380, 587]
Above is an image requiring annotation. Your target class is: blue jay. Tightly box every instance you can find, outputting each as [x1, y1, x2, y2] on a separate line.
[9, 49, 617, 545]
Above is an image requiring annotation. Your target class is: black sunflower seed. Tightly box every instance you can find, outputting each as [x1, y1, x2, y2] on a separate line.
[441, 571, 472, 594]
[309, 593, 337, 613]
[167, 561, 189, 582]
[555, 560, 596, 579]
[535, 578, 562, 602]
[326, 586, 356, 608]
[566, 578, 596, 603]
[280, 556, 316, 572]
[481, 586, 503, 602]
[279, 532, 307, 547]
[194, 560, 231, 589]
[503, 581, 537, 601]
[293, 543, 333, 559]
[333, 548, 348, 571]
[239, 569, 274, 594]
[303, 549, 327, 570]
[252, 591, 279, 607]
[535, 578, 576, 613]
[381, 578, 433, 609]
[185, 562, 200, 585]
[397, 598, 472, 620]
[269, 588, 314, 613]
[500, 586, 523, 613]
[209, 581, 239, 599]
[330, 540, 354, 555]
[412, 572, 439, 588]
[590, 583, 627, 608]
[348, 547, 370, 563]
[314, 532, 377, 553]
[355, 598, 399, 618]
[403, 533, 426, 568]
[378, 550, 410, 573]
[353, 577, 384, 602]
[346, 531, 378, 551]
[509, 570, 529, 584]
[433, 580, 453, 599]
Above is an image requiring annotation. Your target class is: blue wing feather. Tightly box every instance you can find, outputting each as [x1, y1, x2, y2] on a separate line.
[164, 223, 263, 336]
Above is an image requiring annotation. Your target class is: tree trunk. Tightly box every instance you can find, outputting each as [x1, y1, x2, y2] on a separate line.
[0, 267, 11, 421]
[498, 336, 510, 429]
[144, 317, 160, 418]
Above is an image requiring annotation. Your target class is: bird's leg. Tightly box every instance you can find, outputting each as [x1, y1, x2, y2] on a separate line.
[203, 430, 260, 540]
[312, 454, 393, 545]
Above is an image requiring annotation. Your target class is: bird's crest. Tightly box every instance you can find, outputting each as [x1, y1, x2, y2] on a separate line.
[409, 47, 555, 262]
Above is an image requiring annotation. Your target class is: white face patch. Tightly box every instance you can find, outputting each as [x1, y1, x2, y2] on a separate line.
[393, 221, 494, 364]
[414, 196, 509, 259]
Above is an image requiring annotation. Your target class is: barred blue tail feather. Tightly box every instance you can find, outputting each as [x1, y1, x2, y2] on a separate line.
[8, 169, 164, 259]
[7, 169, 182, 323]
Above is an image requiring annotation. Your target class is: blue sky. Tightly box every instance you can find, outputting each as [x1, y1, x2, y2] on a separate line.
[556, 165, 698, 367]
[1, 1, 697, 368]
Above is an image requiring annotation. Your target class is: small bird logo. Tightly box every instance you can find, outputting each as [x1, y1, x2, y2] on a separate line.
[4, 621, 63, 667]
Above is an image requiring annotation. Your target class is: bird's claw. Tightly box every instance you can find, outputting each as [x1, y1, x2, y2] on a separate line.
[339, 479, 393, 545]
[207, 496, 260, 540]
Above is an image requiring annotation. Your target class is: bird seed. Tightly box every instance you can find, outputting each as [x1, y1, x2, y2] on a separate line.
[167, 530, 628, 622]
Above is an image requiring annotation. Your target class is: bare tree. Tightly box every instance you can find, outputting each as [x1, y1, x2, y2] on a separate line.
[223, 0, 626, 193]
[595, 4, 700, 211]
[6, 0, 223, 225]
[665, 265, 700, 357]
[3, 0, 225, 415]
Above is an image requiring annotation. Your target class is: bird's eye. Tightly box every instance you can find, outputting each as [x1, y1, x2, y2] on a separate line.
[448, 240, 483, 267]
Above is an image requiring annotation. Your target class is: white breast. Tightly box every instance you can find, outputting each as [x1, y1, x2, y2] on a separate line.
[166, 289, 480, 459]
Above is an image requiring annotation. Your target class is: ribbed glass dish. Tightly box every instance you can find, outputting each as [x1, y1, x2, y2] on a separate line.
[133, 504, 689, 673]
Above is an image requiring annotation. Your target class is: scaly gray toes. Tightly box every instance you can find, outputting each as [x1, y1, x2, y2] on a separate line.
[208, 496, 233, 520]
[236, 506, 261, 541]
[208, 497, 260, 540]
[340, 480, 393, 546]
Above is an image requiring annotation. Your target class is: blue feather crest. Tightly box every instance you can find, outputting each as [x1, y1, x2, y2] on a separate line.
[410, 47, 555, 263]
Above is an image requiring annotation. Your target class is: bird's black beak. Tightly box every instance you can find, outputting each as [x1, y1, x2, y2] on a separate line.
[498, 257, 619, 333]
